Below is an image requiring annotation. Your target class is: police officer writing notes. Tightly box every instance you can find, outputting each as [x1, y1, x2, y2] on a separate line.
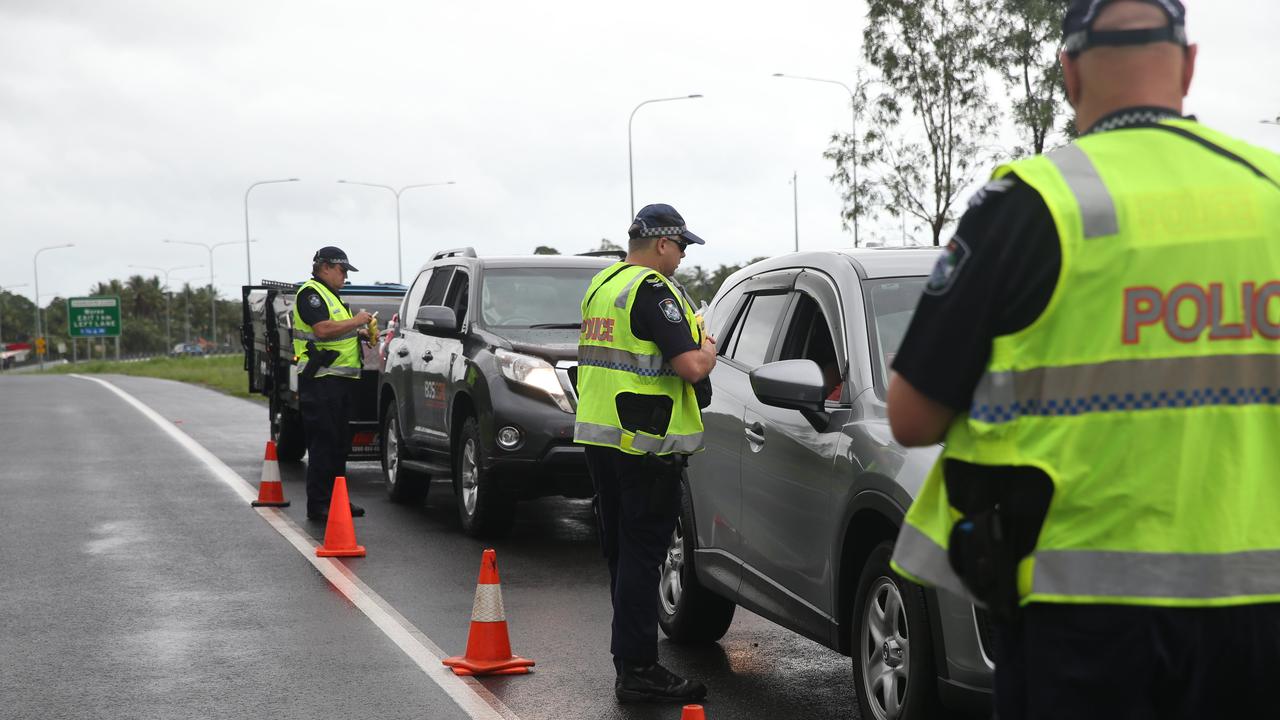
[575, 204, 716, 704]
[887, 1, 1280, 717]
[293, 247, 374, 521]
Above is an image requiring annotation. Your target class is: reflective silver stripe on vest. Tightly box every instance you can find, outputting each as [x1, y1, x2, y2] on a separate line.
[631, 430, 703, 455]
[294, 329, 360, 343]
[577, 344, 675, 377]
[315, 365, 361, 378]
[890, 523, 972, 601]
[615, 270, 652, 309]
[575, 421, 623, 446]
[1033, 548, 1280, 600]
[1046, 144, 1118, 239]
[970, 353, 1280, 424]
[574, 421, 702, 455]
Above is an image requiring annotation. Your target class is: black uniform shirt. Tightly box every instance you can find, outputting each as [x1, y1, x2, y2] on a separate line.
[891, 106, 1186, 412]
[296, 285, 348, 327]
[629, 274, 699, 361]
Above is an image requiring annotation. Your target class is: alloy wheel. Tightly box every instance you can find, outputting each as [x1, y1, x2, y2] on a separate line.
[460, 438, 479, 516]
[384, 417, 400, 489]
[860, 576, 911, 720]
[659, 519, 685, 616]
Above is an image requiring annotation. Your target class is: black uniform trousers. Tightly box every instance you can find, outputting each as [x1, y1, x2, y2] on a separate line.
[584, 445, 683, 668]
[992, 602, 1280, 719]
[299, 375, 357, 515]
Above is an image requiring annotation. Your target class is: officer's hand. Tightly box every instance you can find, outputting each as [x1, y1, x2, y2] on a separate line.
[352, 310, 373, 325]
[701, 334, 716, 354]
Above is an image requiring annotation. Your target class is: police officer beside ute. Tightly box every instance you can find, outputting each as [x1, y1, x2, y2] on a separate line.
[886, 1, 1280, 717]
[293, 246, 373, 521]
[575, 204, 717, 704]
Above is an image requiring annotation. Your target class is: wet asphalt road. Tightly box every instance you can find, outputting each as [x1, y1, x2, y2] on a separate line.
[1, 374, 864, 720]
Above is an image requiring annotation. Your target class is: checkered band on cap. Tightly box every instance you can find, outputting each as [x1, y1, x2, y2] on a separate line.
[636, 225, 685, 238]
[470, 582, 506, 622]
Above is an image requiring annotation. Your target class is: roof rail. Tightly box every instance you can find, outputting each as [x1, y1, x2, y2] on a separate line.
[577, 250, 627, 261]
[431, 247, 478, 260]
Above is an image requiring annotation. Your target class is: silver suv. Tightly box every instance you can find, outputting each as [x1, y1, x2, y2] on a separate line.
[659, 249, 992, 719]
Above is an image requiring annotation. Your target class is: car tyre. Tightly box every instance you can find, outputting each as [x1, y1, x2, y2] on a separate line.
[454, 416, 515, 537]
[852, 540, 939, 720]
[273, 402, 306, 462]
[658, 485, 736, 643]
[382, 410, 428, 503]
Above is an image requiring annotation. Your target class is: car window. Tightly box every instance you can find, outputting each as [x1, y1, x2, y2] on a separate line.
[403, 270, 432, 319]
[421, 266, 454, 309]
[778, 293, 844, 403]
[864, 277, 927, 392]
[727, 292, 790, 367]
[445, 270, 470, 323]
[708, 281, 748, 340]
[480, 267, 601, 328]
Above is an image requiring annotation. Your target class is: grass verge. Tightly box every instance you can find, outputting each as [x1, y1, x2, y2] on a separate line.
[45, 355, 264, 402]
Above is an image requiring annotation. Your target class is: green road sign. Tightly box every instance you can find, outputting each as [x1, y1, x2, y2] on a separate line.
[68, 296, 122, 338]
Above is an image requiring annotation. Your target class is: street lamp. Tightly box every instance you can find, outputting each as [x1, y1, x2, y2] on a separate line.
[130, 263, 203, 353]
[1263, 116, 1280, 126]
[33, 244, 73, 370]
[773, 72, 862, 248]
[164, 238, 254, 346]
[243, 178, 300, 286]
[337, 179, 456, 284]
[628, 94, 703, 219]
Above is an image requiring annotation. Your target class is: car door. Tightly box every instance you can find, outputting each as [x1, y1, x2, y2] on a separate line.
[403, 265, 454, 450]
[737, 270, 849, 643]
[419, 266, 469, 455]
[692, 270, 798, 597]
[387, 270, 432, 442]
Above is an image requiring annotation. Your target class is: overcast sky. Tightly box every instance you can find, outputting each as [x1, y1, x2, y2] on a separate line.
[1, 0, 1276, 304]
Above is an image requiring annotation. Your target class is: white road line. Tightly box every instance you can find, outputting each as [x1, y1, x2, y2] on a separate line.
[72, 374, 523, 720]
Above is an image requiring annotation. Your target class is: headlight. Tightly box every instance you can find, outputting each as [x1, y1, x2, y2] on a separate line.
[495, 348, 572, 413]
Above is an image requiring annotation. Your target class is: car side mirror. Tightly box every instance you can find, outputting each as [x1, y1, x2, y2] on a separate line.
[749, 359, 826, 413]
[413, 305, 459, 335]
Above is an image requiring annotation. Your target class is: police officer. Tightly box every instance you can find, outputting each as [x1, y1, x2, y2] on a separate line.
[294, 246, 373, 521]
[886, 1, 1280, 717]
[575, 204, 717, 703]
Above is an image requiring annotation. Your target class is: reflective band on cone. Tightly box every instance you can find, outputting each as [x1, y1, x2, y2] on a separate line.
[251, 440, 290, 507]
[442, 548, 535, 676]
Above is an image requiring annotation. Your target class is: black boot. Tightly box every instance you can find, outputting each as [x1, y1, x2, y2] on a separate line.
[615, 660, 707, 704]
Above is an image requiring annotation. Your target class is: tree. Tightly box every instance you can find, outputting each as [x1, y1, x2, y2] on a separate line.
[594, 238, 622, 252]
[978, 0, 1069, 155]
[834, 0, 997, 246]
[533, 246, 561, 255]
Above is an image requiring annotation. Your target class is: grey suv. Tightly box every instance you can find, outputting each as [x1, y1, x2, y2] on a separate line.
[659, 249, 991, 719]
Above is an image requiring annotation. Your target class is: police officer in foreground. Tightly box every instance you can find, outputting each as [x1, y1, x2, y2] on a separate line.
[575, 204, 717, 703]
[293, 247, 373, 521]
[887, 1, 1280, 717]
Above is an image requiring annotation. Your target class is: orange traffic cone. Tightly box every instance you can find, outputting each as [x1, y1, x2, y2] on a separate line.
[316, 477, 366, 557]
[442, 549, 535, 676]
[681, 705, 706, 720]
[251, 441, 290, 507]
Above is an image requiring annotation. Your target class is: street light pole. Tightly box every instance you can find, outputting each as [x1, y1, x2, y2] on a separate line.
[773, 72, 861, 248]
[337, 180, 456, 284]
[164, 239, 250, 346]
[628, 94, 703, 219]
[33, 244, 73, 371]
[243, 178, 300, 286]
[792, 171, 799, 252]
[130, 263, 203, 353]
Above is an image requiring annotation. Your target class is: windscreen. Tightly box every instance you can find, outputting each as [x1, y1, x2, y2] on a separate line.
[863, 277, 927, 389]
[480, 267, 601, 328]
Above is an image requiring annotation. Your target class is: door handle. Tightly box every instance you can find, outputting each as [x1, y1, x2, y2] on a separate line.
[744, 421, 765, 445]
[422, 350, 434, 362]
[396, 346, 409, 358]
